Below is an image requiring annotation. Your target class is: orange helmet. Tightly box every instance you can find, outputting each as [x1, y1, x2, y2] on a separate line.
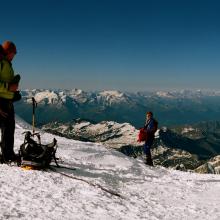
[2, 41, 17, 54]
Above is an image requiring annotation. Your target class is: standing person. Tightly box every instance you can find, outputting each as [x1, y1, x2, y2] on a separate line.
[0, 41, 21, 162]
[144, 111, 158, 166]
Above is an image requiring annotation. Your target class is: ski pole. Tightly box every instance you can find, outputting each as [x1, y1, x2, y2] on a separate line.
[32, 97, 37, 134]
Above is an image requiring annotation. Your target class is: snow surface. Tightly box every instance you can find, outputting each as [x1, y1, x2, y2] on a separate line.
[0, 119, 220, 220]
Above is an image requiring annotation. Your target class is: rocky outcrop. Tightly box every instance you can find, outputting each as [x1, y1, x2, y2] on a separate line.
[194, 155, 220, 174]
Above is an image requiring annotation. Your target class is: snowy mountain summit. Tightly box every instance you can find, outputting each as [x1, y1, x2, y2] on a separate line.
[34, 90, 60, 104]
[98, 90, 130, 105]
[1, 118, 220, 219]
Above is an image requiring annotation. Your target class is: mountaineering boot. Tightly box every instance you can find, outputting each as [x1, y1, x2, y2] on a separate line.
[10, 153, 21, 163]
[0, 154, 4, 164]
[145, 154, 153, 166]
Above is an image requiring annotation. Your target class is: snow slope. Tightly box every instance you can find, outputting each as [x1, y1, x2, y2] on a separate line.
[0, 120, 220, 220]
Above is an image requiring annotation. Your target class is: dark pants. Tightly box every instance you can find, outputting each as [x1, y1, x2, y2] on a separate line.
[144, 138, 154, 166]
[0, 99, 15, 162]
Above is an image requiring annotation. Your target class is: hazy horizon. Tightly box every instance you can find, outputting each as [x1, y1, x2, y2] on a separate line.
[20, 87, 220, 94]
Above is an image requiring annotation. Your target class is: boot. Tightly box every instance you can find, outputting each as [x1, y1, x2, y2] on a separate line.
[145, 153, 153, 166]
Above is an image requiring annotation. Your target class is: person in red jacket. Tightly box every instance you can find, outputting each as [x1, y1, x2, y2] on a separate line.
[143, 111, 158, 166]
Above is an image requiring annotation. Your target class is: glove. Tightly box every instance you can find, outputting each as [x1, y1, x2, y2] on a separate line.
[12, 91, 22, 102]
[11, 74, 21, 84]
[9, 74, 21, 92]
[9, 83, 18, 92]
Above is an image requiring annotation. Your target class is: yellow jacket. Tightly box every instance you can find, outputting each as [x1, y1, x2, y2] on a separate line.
[0, 59, 15, 99]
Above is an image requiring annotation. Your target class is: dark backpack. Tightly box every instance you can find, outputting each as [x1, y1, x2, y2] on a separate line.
[152, 119, 158, 134]
[19, 131, 58, 168]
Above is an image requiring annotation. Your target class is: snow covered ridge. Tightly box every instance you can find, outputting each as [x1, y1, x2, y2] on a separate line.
[34, 90, 59, 104]
[42, 120, 140, 148]
[156, 91, 175, 98]
[2, 116, 219, 219]
[21, 89, 131, 105]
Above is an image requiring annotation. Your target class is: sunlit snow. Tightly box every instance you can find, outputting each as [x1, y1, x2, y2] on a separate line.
[0, 118, 220, 219]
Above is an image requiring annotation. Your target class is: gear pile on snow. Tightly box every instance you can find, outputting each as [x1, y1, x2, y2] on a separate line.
[17, 97, 59, 169]
[18, 131, 58, 169]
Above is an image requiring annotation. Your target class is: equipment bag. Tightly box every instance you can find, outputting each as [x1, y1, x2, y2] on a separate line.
[19, 131, 58, 168]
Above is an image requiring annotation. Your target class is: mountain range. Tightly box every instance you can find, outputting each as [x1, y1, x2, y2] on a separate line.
[14, 89, 220, 127]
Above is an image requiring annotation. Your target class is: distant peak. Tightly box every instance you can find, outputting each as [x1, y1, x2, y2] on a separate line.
[99, 90, 124, 97]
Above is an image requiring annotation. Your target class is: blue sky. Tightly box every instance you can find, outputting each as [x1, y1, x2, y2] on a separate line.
[2, 0, 220, 91]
